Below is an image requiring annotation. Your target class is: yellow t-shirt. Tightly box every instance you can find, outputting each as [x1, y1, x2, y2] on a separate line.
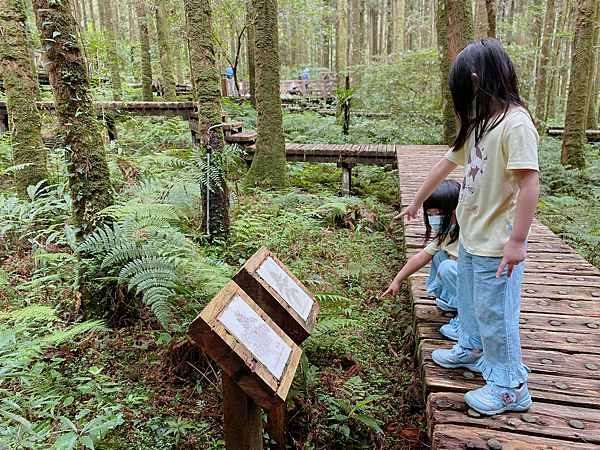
[424, 234, 459, 258]
[444, 108, 539, 257]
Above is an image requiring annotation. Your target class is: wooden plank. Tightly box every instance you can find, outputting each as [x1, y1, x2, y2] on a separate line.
[432, 424, 600, 449]
[428, 392, 600, 445]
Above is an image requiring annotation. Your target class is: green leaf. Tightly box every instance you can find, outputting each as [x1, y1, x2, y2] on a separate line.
[57, 415, 78, 432]
[79, 435, 95, 450]
[63, 396, 75, 407]
[53, 432, 78, 449]
[354, 414, 383, 434]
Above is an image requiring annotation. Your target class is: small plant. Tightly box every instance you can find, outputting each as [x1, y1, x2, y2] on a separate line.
[334, 86, 357, 135]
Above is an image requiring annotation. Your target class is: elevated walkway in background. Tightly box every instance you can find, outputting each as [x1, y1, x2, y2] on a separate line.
[397, 145, 600, 449]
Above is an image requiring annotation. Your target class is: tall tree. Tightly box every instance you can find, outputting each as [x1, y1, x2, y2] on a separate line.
[534, 0, 555, 133]
[88, 0, 96, 31]
[485, 0, 496, 38]
[155, 0, 177, 101]
[246, 2, 256, 108]
[585, 4, 600, 129]
[101, 0, 122, 100]
[437, 0, 455, 144]
[137, 0, 153, 101]
[241, 0, 289, 190]
[185, 0, 230, 239]
[446, 0, 474, 66]
[34, 0, 115, 318]
[335, 0, 347, 78]
[562, 0, 598, 168]
[0, 0, 49, 196]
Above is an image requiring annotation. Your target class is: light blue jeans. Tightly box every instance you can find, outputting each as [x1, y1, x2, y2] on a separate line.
[457, 243, 529, 388]
[426, 250, 457, 310]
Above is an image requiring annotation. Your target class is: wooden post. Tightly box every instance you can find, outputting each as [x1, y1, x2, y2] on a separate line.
[221, 73, 228, 98]
[222, 373, 263, 450]
[106, 117, 117, 141]
[338, 162, 354, 195]
[264, 404, 285, 450]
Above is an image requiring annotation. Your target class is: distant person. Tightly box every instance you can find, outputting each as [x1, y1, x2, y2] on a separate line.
[225, 65, 236, 96]
[300, 68, 310, 92]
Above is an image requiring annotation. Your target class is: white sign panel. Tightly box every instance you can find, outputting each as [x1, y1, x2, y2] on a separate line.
[257, 257, 314, 321]
[218, 296, 292, 379]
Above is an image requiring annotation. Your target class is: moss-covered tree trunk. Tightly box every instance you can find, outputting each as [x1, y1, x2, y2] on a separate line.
[349, 0, 362, 87]
[534, 0, 555, 133]
[101, 0, 122, 101]
[446, 0, 474, 66]
[247, 5, 256, 108]
[241, 0, 289, 191]
[335, 0, 347, 81]
[0, 0, 49, 197]
[34, 0, 115, 319]
[155, 0, 177, 101]
[562, 0, 598, 168]
[437, 0, 456, 145]
[585, 4, 600, 129]
[184, 0, 229, 240]
[137, 0, 153, 101]
[485, 0, 496, 38]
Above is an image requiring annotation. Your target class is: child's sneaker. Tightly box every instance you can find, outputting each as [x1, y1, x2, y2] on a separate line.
[440, 316, 460, 341]
[465, 382, 532, 415]
[432, 344, 483, 371]
[435, 297, 458, 312]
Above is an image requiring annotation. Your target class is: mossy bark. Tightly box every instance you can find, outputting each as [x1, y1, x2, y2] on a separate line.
[34, 0, 115, 320]
[246, 5, 256, 108]
[562, 0, 598, 168]
[137, 0, 153, 101]
[349, 0, 362, 87]
[241, 0, 289, 191]
[585, 4, 600, 129]
[101, 0, 122, 101]
[437, 0, 456, 145]
[335, 0, 347, 80]
[446, 0, 474, 66]
[0, 0, 49, 197]
[184, 0, 229, 240]
[534, 0, 555, 133]
[485, 0, 496, 38]
[155, 0, 177, 101]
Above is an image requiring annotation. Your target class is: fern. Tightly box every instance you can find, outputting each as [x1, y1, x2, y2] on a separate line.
[312, 316, 358, 336]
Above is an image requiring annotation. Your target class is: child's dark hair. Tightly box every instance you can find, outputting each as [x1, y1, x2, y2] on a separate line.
[423, 180, 460, 246]
[449, 38, 530, 152]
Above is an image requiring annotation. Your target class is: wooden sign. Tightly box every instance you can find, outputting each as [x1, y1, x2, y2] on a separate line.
[187, 281, 301, 412]
[233, 246, 320, 344]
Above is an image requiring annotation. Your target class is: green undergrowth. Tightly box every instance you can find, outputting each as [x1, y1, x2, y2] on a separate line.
[536, 137, 600, 268]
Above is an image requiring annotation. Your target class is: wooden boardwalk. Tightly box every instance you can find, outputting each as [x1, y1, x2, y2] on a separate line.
[396, 145, 600, 449]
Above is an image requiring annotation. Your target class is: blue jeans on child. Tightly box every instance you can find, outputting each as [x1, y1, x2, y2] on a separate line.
[426, 251, 457, 311]
[457, 243, 529, 388]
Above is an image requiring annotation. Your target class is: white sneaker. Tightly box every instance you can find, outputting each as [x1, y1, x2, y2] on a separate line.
[440, 316, 460, 341]
[435, 297, 458, 312]
[465, 382, 532, 415]
[432, 344, 483, 371]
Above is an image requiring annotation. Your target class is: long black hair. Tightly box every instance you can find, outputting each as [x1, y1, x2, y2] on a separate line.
[423, 180, 460, 246]
[449, 38, 530, 153]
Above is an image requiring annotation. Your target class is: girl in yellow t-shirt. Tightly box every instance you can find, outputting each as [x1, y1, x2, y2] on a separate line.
[399, 39, 539, 416]
[382, 181, 461, 340]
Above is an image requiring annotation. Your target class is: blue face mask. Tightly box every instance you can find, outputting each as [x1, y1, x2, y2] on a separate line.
[428, 215, 455, 233]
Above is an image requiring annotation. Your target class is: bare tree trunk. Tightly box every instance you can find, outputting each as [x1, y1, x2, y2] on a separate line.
[349, 0, 362, 86]
[485, 0, 496, 38]
[101, 0, 122, 100]
[0, 0, 49, 197]
[585, 4, 600, 129]
[386, 0, 394, 55]
[336, 0, 347, 77]
[156, 0, 177, 101]
[247, 5, 256, 108]
[98, 0, 105, 31]
[437, 0, 456, 144]
[34, 0, 115, 319]
[137, 0, 153, 101]
[88, 0, 96, 32]
[474, 0, 487, 39]
[185, 0, 229, 240]
[534, 0, 555, 133]
[241, 0, 289, 191]
[562, 0, 598, 168]
[80, 0, 88, 29]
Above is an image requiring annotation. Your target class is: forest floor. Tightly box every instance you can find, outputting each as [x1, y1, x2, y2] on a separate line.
[1, 103, 599, 450]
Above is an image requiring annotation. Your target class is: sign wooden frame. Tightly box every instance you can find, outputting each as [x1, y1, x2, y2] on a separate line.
[187, 281, 301, 412]
[233, 246, 320, 344]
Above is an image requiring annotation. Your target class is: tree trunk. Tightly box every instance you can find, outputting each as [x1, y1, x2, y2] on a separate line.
[562, 0, 598, 168]
[156, 0, 177, 101]
[336, 0, 347, 78]
[534, 0, 555, 133]
[386, 0, 393, 55]
[247, 5, 256, 108]
[241, 0, 289, 191]
[437, 0, 456, 144]
[0, 0, 49, 197]
[585, 4, 600, 129]
[101, 0, 122, 101]
[370, 6, 378, 59]
[446, 0, 474, 67]
[34, 0, 115, 319]
[507, 0, 515, 43]
[80, 0, 88, 29]
[88, 0, 96, 32]
[485, 0, 496, 38]
[137, 0, 153, 101]
[185, 0, 230, 240]
[98, 0, 105, 31]
[349, 0, 362, 86]
[127, 0, 136, 43]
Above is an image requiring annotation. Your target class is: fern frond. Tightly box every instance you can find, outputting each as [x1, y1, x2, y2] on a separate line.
[312, 317, 357, 336]
[41, 320, 110, 347]
[0, 306, 59, 324]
